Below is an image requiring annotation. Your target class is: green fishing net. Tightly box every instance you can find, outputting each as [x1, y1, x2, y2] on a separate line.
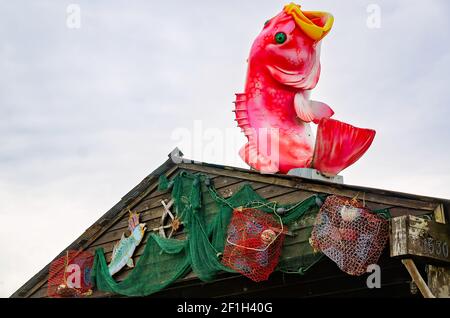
[91, 171, 325, 297]
[91, 234, 190, 297]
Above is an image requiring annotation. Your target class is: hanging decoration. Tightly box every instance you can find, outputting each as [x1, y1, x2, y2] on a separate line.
[47, 250, 94, 298]
[91, 172, 323, 297]
[150, 199, 183, 238]
[222, 207, 287, 282]
[107, 210, 146, 276]
[310, 195, 389, 276]
[234, 2, 375, 175]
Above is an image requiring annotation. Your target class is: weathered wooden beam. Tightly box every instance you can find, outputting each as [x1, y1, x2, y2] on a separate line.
[178, 163, 439, 211]
[434, 204, 446, 224]
[427, 265, 450, 298]
[401, 259, 435, 298]
[390, 215, 450, 264]
[427, 204, 450, 298]
[392, 209, 450, 295]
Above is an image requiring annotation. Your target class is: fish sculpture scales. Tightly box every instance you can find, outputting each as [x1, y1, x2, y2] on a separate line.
[108, 211, 146, 276]
[234, 3, 376, 175]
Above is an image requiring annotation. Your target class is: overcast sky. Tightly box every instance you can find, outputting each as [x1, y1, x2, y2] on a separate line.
[1, 0, 449, 297]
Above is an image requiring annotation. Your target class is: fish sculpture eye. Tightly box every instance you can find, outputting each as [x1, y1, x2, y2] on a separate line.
[275, 32, 287, 44]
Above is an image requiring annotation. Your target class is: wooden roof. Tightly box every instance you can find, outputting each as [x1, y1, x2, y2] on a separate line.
[11, 148, 449, 298]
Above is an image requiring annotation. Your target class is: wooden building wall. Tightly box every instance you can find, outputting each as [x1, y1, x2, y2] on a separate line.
[26, 162, 445, 298]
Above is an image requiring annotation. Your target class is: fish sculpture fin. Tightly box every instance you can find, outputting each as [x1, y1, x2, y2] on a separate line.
[239, 142, 280, 174]
[309, 101, 334, 124]
[312, 118, 376, 175]
[233, 93, 252, 137]
[126, 258, 134, 268]
[294, 92, 334, 124]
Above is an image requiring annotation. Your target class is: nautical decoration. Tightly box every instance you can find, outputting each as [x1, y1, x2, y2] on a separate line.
[108, 210, 146, 276]
[91, 172, 326, 297]
[234, 2, 376, 175]
[310, 195, 389, 276]
[47, 250, 94, 298]
[151, 199, 183, 238]
[222, 207, 287, 282]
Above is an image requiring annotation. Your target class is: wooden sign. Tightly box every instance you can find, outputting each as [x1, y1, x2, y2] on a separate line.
[390, 215, 450, 264]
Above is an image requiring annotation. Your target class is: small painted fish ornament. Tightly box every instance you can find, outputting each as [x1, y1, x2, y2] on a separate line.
[108, 211, 147, 276]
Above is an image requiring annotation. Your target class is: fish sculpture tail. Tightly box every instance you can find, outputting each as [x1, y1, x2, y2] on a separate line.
[312, 118, 376, 176]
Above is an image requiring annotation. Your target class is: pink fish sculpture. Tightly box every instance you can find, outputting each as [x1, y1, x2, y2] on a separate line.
[234, 3, 375, 175]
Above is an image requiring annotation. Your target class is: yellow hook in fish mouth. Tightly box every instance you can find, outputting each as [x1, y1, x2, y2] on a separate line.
[284, 3, 334, 41]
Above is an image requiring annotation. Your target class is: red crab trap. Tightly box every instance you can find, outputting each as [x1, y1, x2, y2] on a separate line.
[310, 195, 389, 276]
[47, 250, 94, 298]
[221, 207, 288, 282]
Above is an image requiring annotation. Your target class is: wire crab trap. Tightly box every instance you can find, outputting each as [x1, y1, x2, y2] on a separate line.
[310, 195, 389, 276]
[221, 207, 287, 282]
[47, 250, 94, 298]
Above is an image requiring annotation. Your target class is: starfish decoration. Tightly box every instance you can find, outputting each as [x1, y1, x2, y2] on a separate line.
[151, 199, 183, 238]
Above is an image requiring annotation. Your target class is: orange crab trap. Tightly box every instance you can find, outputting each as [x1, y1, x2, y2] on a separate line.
[221, 207, 288, 282]
[310, 195, 389, 276]
[47, 250, 94, 298]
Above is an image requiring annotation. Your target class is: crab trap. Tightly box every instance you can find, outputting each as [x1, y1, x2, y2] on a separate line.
[221, 207, 287, 282]
[47, 250, 94, 298]
[310, 195, 389, 276]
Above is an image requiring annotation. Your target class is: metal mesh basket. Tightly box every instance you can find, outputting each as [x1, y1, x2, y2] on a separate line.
[47, 250, 94, 298]
[222, 208, 287, 282]
[310, 195, 389, 276]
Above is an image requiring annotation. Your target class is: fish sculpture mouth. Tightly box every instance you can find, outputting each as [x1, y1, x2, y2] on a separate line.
[284, 3, 334, 42]
[266, 64, 307, 88]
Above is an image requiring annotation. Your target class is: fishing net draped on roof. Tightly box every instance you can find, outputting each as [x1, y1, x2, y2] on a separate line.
[91, 171, 323, 297]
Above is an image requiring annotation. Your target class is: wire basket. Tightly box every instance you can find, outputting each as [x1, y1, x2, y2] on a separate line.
[47, 250, 94, 298]
[221, 208, 287, 282]
[310, 195, 389, 276]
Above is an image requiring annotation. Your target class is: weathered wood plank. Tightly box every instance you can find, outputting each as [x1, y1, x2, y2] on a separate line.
[401, 259, 435, 298]
[390, 216, 408, 257]
[427, 266, 450, 298]
[434, 204, 447, 224]
[179, 163, 440, 211]
[110, 178, 269, 232]
[280, 240, 317, 259]
[134, 175, 240, 213]
[89, 181, 271, 248]
[88, 183, 304, 253]
[90, 176, 301, 248]
[427, 204, 450, 298]
[390, 215, 450, 264]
